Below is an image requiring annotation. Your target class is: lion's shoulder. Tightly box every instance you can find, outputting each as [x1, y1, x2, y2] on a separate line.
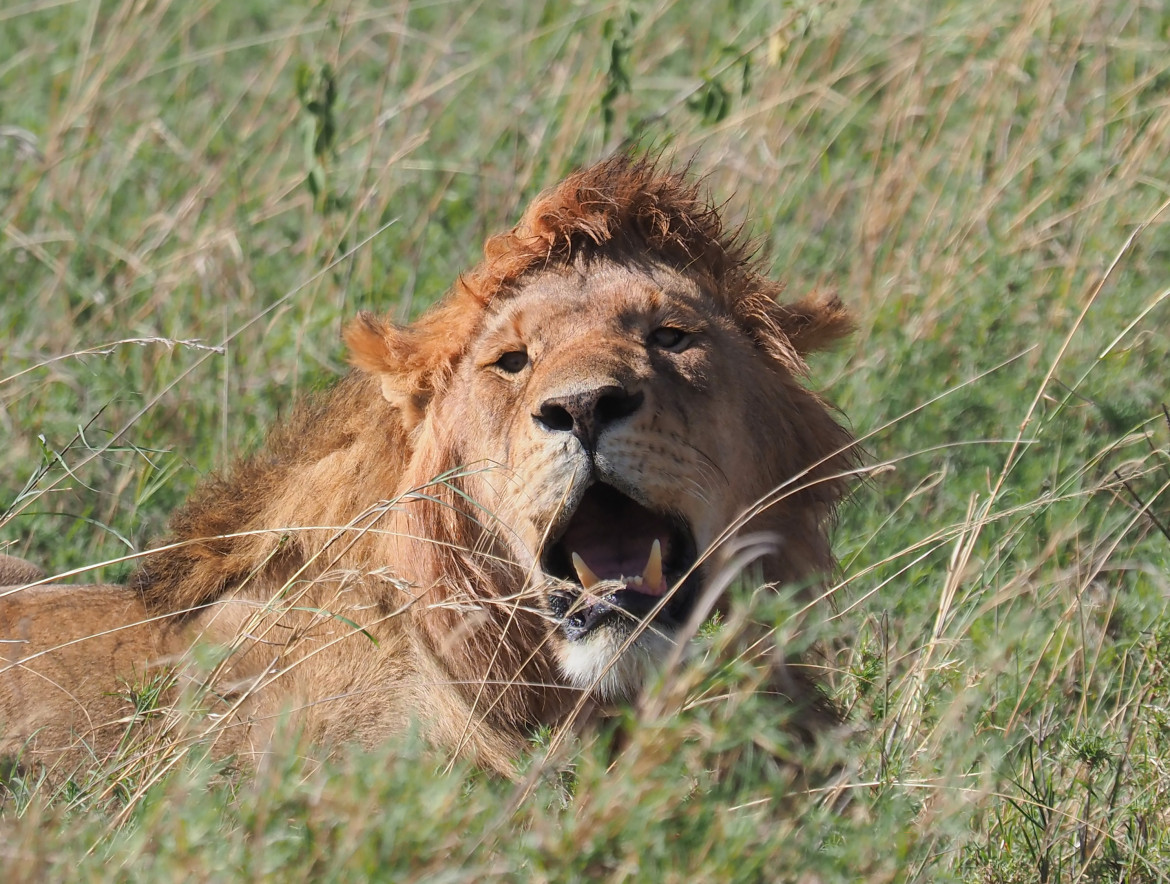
[132, 371, 408, 612]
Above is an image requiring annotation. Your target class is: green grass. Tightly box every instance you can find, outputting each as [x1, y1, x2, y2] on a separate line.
[3, 0, 1170, 879]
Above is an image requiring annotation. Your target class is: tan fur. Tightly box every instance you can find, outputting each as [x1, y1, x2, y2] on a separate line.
[1, 156, 856, 778]
[0, 554, 44, 587]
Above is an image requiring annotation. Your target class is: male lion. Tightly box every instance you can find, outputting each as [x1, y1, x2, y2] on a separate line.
[1, 156, 856, 778]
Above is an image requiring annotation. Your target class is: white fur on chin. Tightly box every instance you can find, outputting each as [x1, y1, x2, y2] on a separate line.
[556, 625, 676, 702]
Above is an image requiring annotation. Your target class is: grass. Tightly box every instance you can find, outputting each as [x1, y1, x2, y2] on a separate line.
[2, 0, 1170, 879]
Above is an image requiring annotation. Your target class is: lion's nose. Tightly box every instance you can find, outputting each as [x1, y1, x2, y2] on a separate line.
[535, 385, 644, 451]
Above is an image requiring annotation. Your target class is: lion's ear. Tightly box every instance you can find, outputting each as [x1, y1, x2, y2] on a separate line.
[736, 289, 853, 369]
[772, 292, 853, 356]
[344, 298, 483, 428]
[345, 312, 431, 426]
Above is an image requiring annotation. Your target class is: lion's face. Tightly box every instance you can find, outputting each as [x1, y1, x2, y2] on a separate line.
[345, 157, 854, 718]
[428, 257, 833, 700]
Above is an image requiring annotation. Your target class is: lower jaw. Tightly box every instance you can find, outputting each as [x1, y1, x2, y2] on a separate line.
[556, 625, 678, 702]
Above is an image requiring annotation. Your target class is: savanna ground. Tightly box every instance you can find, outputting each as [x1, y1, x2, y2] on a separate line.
[2, 0, 1169, 880]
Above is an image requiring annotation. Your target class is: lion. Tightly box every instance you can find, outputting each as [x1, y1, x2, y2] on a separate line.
[0, 156, 856, 779]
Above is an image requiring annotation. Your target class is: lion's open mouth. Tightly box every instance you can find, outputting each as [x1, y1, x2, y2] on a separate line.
[542, 483, 700, 642]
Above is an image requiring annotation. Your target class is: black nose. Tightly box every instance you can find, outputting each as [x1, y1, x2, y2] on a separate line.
[534, 385, 644, 450]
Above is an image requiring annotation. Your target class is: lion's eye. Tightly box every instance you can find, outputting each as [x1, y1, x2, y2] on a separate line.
[494, 349, 530, 374]
[648, 327, 692, 352]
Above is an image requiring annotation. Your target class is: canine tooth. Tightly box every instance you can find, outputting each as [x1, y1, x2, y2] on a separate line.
[571, 552, 601, 590]
[642, 539, 663, 591]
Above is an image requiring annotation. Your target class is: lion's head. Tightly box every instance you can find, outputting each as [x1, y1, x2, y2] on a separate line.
[344, 155, 856, 706]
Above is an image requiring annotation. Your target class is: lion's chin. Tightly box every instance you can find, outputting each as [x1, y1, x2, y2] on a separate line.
[554, 625, 676, 702]
[539, 481, 703, 699]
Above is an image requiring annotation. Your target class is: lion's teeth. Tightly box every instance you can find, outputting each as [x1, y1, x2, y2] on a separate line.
[571, 552, 600, 590]
[642, 539, 663, 591]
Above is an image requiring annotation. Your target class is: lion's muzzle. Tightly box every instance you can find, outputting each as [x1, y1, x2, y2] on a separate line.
[533, 382, 645, 454]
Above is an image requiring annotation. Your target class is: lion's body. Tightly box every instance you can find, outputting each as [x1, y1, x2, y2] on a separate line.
[1, 157, 855, 778]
